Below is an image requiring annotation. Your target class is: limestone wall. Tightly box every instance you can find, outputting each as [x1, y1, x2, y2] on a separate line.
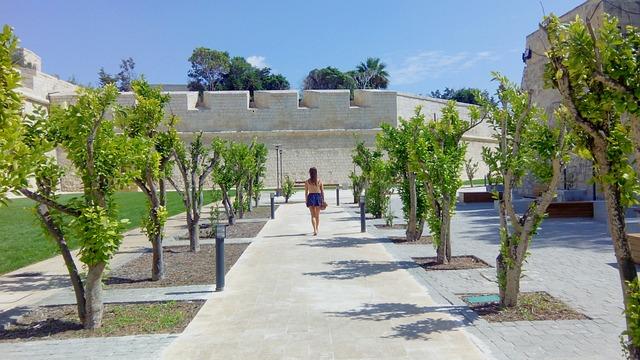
[521, 0, 640, 198]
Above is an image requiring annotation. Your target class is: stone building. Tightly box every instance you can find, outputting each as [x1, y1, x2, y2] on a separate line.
[18, 50, 496, 191]
[521, 0, 640, 198]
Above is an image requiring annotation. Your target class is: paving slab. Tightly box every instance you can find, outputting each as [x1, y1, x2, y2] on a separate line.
[163, 201, 493, 359]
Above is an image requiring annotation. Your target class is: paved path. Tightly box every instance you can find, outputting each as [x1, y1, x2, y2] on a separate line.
[163, 200, 492, 359]
[374, 195, 627, 360]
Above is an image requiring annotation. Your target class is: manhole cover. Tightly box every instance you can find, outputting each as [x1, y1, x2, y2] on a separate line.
[463, 294, 500, 304]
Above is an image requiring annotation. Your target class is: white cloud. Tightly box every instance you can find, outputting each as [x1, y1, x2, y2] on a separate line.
[390, 50, 499, 85]
[246, 55, 268, 69]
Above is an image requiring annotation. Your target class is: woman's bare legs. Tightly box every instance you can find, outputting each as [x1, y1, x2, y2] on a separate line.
[313, 207, 321, 234]
[309, 207, 317, 235]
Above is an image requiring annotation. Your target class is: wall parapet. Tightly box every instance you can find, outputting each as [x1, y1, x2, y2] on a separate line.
[50, 89, 399, 132]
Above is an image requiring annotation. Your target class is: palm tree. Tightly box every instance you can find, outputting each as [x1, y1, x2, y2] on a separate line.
[355, 57, 389, 89]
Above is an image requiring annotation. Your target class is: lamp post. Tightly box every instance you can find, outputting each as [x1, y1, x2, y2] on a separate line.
[336, 184, 340, 206]
[359, 194, 366, 233]
[270, 192, 275, 219]
[279, 146, 284, 196]
[215, 224, 226, 292]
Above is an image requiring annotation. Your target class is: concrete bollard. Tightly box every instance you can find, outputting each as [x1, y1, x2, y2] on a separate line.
[215, 224, 226, 292]
[359, 195, 366, 233]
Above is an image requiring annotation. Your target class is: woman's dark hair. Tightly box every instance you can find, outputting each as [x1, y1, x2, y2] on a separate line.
[309, 167, 318, 185]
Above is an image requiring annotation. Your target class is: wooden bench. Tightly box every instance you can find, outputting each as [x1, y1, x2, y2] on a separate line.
[546, 201, 593, 218]
[462, 192, 502, 203]
[627, 233, 640, 263]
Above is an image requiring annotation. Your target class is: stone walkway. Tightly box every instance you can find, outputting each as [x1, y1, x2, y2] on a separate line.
[369, 195, 628, 360]
[163, 196, 492, 359]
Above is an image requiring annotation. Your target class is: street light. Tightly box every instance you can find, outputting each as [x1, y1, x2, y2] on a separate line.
[274, 144, 282, 196]
[215, 224, 226, 292]
[270, 192, 276, 219]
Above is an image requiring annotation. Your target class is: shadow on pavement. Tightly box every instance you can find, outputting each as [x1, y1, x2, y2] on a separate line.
[327, 302, 478, 340]
[304, 259, 418, 280]
[298, 237, 387, 249]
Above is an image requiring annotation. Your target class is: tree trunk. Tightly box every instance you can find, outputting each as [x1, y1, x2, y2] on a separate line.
[159, 179, 166, 208]
[36, 203, 86, 324]
[406, 172, 418, 241]
[84, 262, 106, 329]
[498, 253, 521, 307]
[436, 198, 451, 264]
[188, 219, 200, 252]
[151, 227, 164, 280]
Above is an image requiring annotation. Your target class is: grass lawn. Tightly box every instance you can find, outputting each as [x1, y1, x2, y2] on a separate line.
[462, 178, 486, 187]
[0, 190, 217, 275]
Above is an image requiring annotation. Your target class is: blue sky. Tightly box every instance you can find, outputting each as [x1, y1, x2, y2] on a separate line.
[3, 0, 584, 95]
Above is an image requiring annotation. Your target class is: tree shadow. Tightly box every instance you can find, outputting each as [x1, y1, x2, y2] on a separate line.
[303, 260, 418, 280]
[298, 237, 387, 249]
[0, 274, 71, 293]
[327, 302, 476, 340]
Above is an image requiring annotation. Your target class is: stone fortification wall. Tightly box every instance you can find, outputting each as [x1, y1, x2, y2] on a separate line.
[49, 89, 493, 190]
[521, 0, 640, 198]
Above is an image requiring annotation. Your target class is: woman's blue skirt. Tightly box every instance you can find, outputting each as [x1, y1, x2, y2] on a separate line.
[306, 193, 323, 207]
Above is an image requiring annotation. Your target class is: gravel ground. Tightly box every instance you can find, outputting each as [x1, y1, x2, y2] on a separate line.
[198, 221, 267, 239]
[389, 235, 433, 245]
[413, 255, 491, 270]
[216, 205, 277, 220]
[462, 292, 589, 322]
[0, 301, 203, 342]
[105, 244, 248, 288]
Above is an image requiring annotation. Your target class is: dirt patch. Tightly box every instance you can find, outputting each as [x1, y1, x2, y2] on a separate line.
[0, 301, 203, 342]
[374, 224, 407, 230]
[196, 221, 267, 239]
[390, 235, 433, 245]
[216, 205, 277, 220]
[461, 292, 589, 322]
[106, 244, 248, 288]
[413, 255, 491, 270]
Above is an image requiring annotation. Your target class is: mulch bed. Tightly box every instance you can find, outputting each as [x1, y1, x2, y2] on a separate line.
[105, 244, 248, 288]
[461, 292, 589, 322]
[374, 224, 407, 230]
[216, 205, 277, 220]
[413, 255, 491, 270]
[198, 221, 267, 239]
[0, 300, 203, 342]
[389, 235, 433, 245]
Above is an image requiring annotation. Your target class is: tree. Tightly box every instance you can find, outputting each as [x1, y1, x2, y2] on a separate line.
[378, 119, 429, 241]
[482, 73, 568, 308]
[543, 14, 640, 357]
[98, 57, 137, 91]
[464, 158, 479, 186]
[187, 48, 231, 91]
[246, 139, 268, 209]
[170, 133, 222, 252]
[408, 103, 485, 264]
[262, 73, 290, 90]
[116, 78, 179, 280]
[214, 141, 255, 222]
[303, 67, 355, 90]
[354, 57, 389, 89]
[430, 87, 493, 106]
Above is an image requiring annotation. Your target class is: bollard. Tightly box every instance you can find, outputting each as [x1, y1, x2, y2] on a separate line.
[270, 193, 275, 219]
[336, 184, 340, 206]
[215, 224, 226, 292]
[359, 194, 366, 233]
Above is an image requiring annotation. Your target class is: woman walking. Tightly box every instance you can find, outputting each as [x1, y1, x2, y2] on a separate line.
[305, 167, 324, 235]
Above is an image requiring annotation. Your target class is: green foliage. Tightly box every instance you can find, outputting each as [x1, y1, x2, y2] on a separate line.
[430, 87, 494, 105]
[409, 103, 480, 247]
[187, 47, 289, 92]
[0, 25, 33, 205]
[624, 279, 640, 354]
[282, 175, 296, 203]
[72, 205, 126, 266]
[303, 67, 355, 90]
[377, 120, 429, 226]
[350, 57, 389, 89]
[349, 171, 365, 203]
[365, 159, 394, 218]
[464, 158, 479, 186]
[98, 57, 136, 91]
